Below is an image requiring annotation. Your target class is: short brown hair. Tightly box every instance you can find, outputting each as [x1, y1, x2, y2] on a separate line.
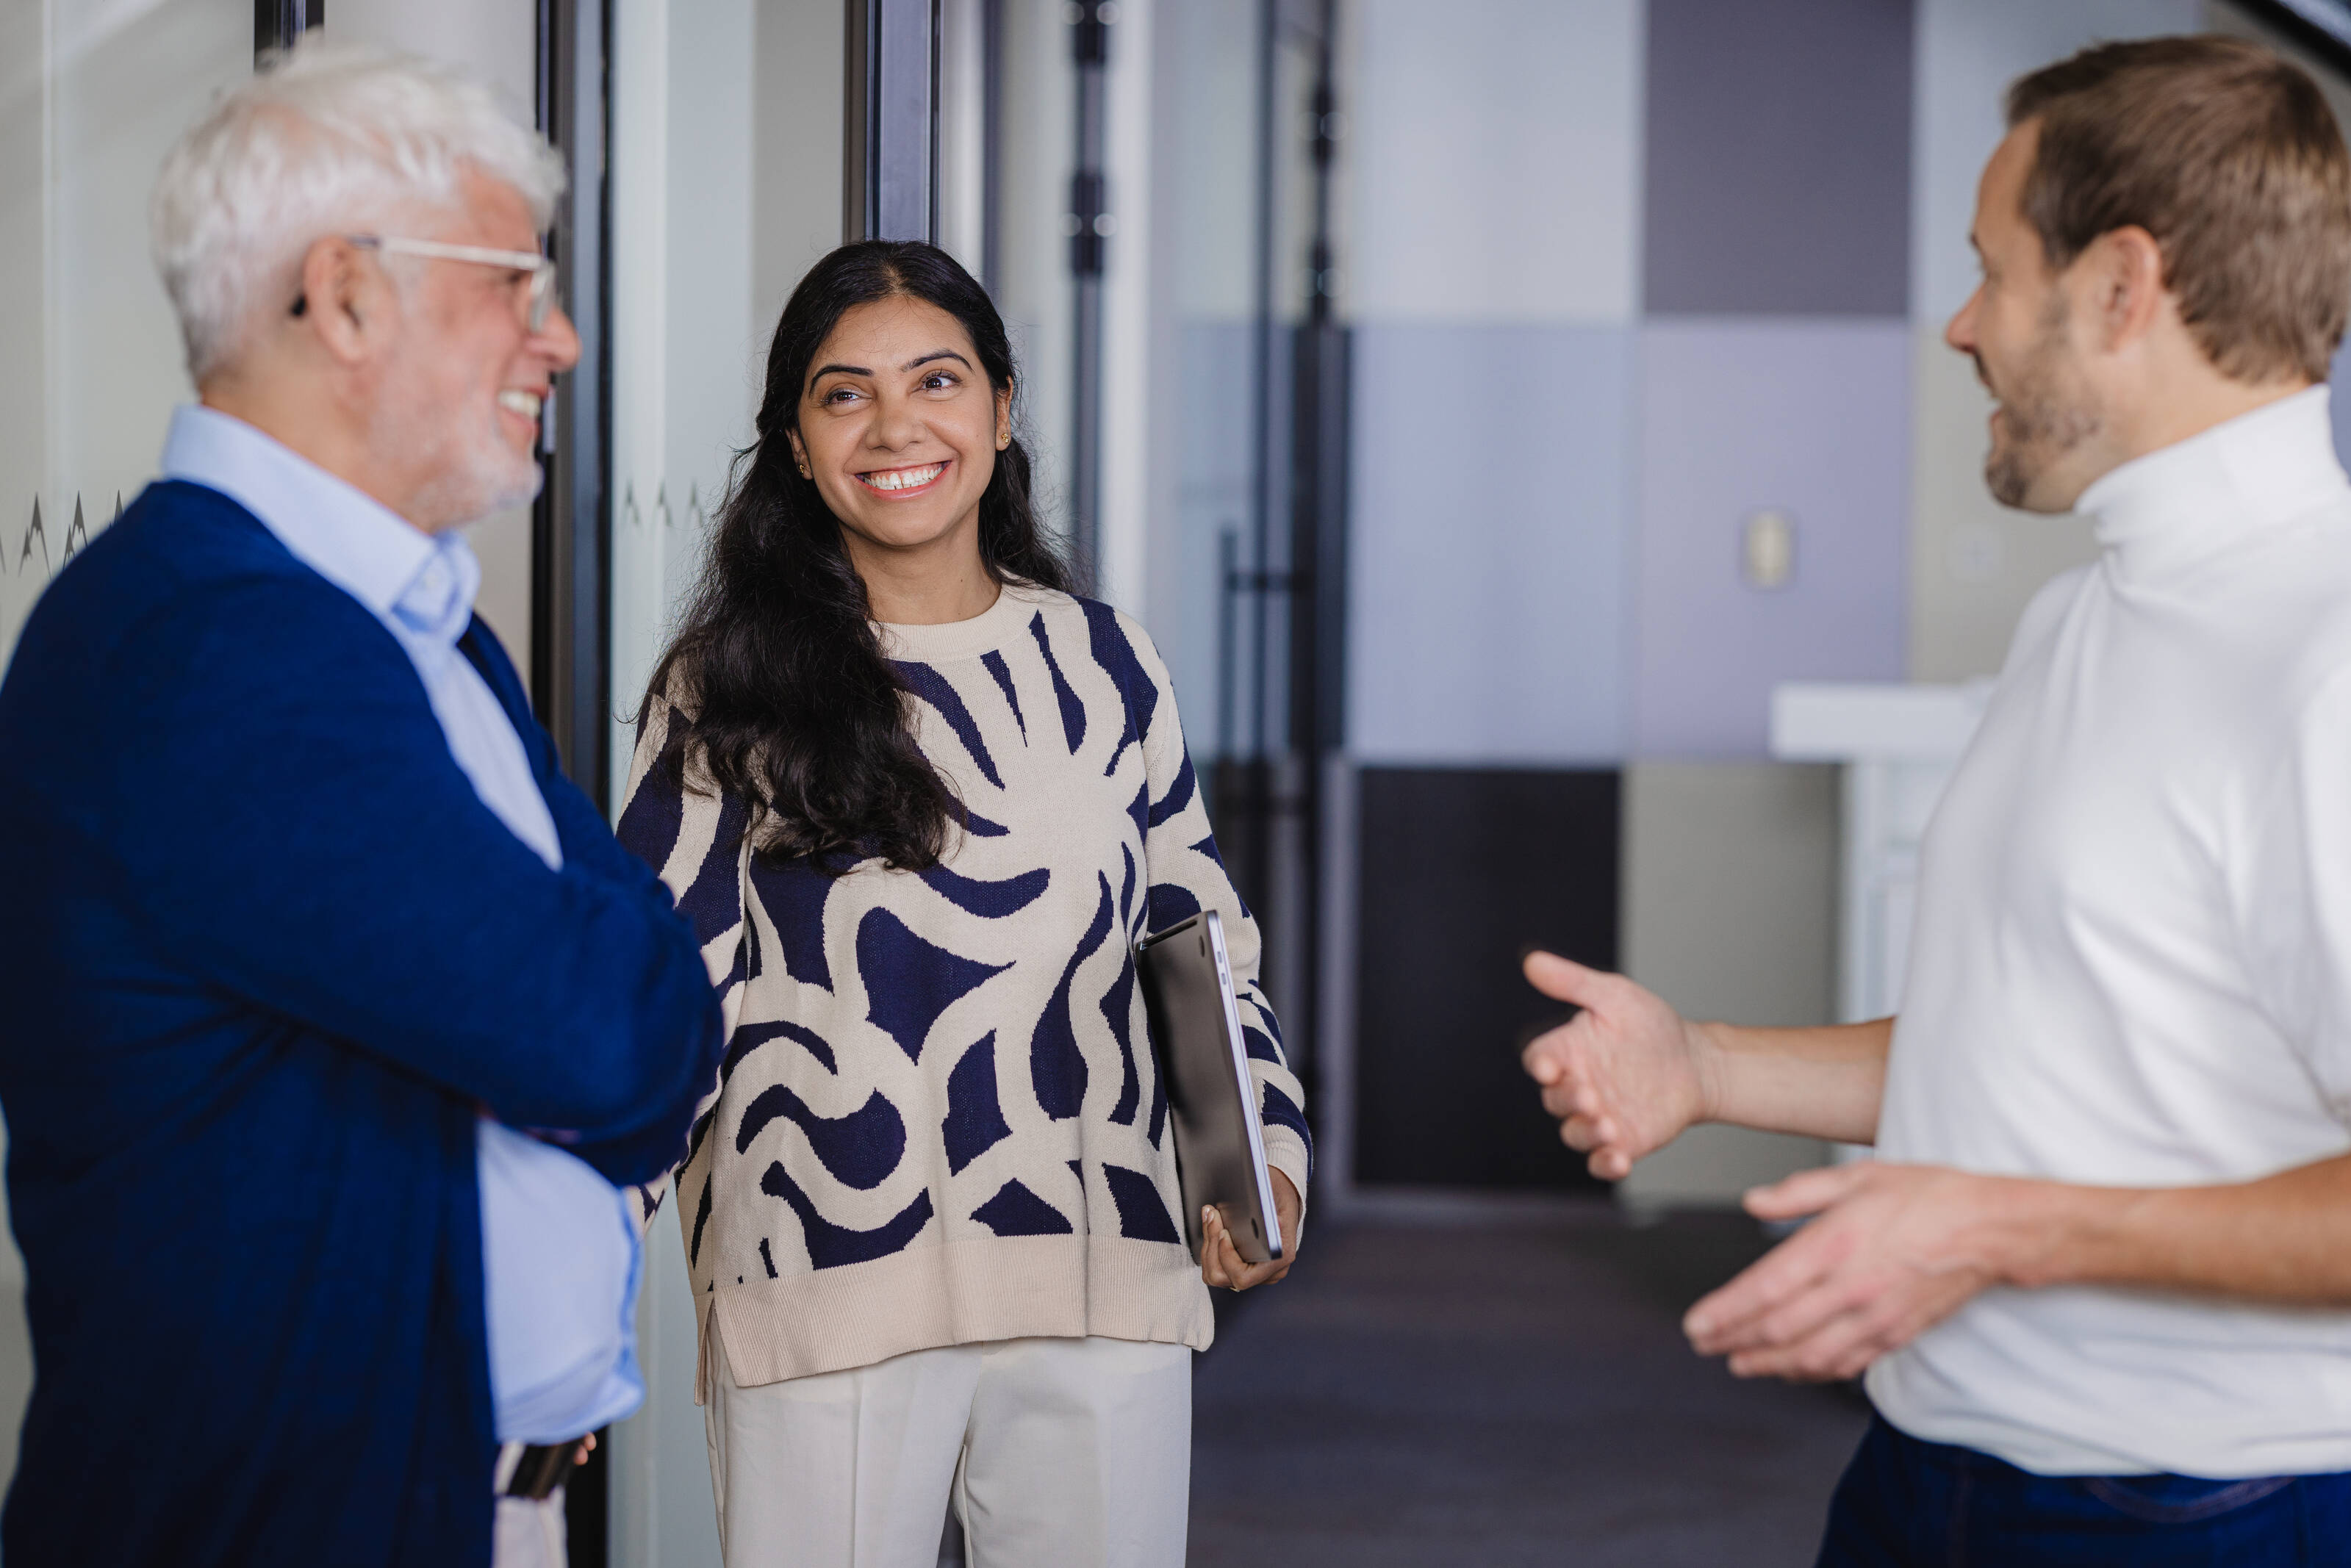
[2008, 36, 2351, 384]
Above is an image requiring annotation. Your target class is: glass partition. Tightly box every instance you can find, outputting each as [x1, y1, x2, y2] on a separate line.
[603, 3, 844, 1560]
[0, 1, 249, 678]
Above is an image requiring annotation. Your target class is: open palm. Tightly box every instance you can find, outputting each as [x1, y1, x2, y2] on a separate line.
[1519, 952, 1713, 1180]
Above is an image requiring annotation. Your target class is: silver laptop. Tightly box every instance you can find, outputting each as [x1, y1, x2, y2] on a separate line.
[1134, 910, 1284, 1267]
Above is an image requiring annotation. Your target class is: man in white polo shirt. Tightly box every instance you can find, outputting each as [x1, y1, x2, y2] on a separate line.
[1523, 35, 2351, 1564]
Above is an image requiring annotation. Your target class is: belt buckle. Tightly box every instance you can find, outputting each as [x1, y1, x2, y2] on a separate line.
[505, 1439, 583, 1501]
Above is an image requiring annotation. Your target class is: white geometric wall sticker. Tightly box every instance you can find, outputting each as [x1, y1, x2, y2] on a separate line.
[3, 494, 123, 677]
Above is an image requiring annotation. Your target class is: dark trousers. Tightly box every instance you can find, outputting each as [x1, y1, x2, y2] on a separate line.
[1818, 1414, 2351, 1567]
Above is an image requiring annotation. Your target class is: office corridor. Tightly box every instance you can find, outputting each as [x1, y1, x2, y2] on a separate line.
[1190, 1209, 1869, 1567]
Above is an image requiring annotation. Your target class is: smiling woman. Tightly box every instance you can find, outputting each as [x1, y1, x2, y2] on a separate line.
[614, 240, 1313, 1568]
[645, 241, 1061, 871]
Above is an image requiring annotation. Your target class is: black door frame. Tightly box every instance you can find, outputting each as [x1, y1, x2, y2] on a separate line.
[843, 0, 942, 244]
[251, 0, 320, 57]
[532, 0, 613, 813]
[2242, 0, 2351, 54]
[534, 0, 616, 1551]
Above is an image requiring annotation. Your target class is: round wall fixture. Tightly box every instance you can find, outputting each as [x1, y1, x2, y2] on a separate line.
[1741, 507, 1797, 591]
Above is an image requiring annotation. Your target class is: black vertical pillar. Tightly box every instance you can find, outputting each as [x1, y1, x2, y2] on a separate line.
[532, 0, 613, 813]
[1066, 1, 1112, 587]
[844, 0, 941, 242]
[254, 0, 320, 60]
[1212, 0, 1347, 1096]
[537, 4, 617, 1545]
[1210, 0, 1282, 1005]
[1285, 0, 1348, 1086]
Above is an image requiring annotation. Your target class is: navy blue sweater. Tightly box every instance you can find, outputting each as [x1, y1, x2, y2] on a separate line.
[0, 482, 722, 1567]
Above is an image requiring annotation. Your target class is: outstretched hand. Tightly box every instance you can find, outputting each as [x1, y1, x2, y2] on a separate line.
[1684, 1162, 2020, 1381]
[1519, 951, 1716, 1180]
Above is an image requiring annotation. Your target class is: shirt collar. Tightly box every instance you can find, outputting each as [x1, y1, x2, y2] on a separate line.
[159, 404, 481, 661]
[2074, 385, 2351, 582]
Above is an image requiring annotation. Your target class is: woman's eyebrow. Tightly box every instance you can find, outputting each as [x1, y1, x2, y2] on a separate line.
[808, 362, 871, 385]
[902, 349, 973, 371]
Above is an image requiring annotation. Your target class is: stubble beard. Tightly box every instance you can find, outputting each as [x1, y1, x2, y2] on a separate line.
[1983, 298, 2101, 510]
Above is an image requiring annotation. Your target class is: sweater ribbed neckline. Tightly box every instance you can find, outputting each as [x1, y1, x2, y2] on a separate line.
[875, 580, 1052, 663]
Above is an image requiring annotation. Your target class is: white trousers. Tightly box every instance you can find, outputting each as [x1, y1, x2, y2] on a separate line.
[704, 1327, 1192, 1568]
[490, 1443, 569, 1568]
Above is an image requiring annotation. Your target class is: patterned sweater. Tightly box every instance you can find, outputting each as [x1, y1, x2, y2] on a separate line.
[617, 583, 1312, 1393]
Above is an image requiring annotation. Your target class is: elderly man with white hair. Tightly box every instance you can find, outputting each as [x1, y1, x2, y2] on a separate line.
[0, 39, 720, 1568]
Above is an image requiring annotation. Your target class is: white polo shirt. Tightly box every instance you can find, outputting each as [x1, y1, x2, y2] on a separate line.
[1870, 386, 2351, 1477]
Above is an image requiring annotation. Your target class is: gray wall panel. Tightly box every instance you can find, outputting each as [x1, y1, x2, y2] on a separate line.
[1906, 325, 2098, 680]
[1645, 0, 1914, 316]
[1615, 760, 1838, 1209]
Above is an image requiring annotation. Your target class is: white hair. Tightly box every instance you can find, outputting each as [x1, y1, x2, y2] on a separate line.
[150, 36, 567, 383]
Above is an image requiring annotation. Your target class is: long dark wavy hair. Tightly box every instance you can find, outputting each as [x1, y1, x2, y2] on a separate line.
[641, 240, 1072, 872]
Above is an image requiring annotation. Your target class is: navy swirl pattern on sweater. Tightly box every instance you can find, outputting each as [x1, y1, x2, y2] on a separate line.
[618, 584, 1310, 1389]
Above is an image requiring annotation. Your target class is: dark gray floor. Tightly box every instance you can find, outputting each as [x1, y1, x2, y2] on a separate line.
[1188, 1208, 1870, 1567]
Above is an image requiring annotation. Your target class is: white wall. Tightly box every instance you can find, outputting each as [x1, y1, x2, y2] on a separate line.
[1348, 0, 1642, 326]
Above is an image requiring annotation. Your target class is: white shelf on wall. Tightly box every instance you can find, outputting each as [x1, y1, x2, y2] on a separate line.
[1769, 681, 1990, 1027]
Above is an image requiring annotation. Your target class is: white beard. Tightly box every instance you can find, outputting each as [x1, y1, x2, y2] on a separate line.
[370, 364, 544, 530]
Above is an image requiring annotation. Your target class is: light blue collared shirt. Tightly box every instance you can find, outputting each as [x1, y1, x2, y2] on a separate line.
[159, 404, 644, 1444]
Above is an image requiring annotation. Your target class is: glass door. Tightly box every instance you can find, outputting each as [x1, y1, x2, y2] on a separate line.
[603, 3, 846, 1561]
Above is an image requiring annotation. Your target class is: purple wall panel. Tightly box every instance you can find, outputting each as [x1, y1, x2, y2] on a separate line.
[1349, 323, 1635, 763]
[1645, 0, 1914, 316]
[2333, 340, 2351, 470]
[1634, 320, 1912, 758]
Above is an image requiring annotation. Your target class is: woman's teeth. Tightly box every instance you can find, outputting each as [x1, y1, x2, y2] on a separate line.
[497, 390, 543, 420]
[860, 463, 945, 492]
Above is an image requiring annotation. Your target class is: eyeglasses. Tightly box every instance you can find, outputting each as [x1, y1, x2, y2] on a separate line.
[334, 234, 559, 333]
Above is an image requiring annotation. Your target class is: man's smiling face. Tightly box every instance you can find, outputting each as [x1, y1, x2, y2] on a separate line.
[1945, 121, 2106, 514]
[365, 169, 578, 531]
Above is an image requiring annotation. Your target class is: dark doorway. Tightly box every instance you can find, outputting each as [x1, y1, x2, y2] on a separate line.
[1354, 766, 1619, 1191]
